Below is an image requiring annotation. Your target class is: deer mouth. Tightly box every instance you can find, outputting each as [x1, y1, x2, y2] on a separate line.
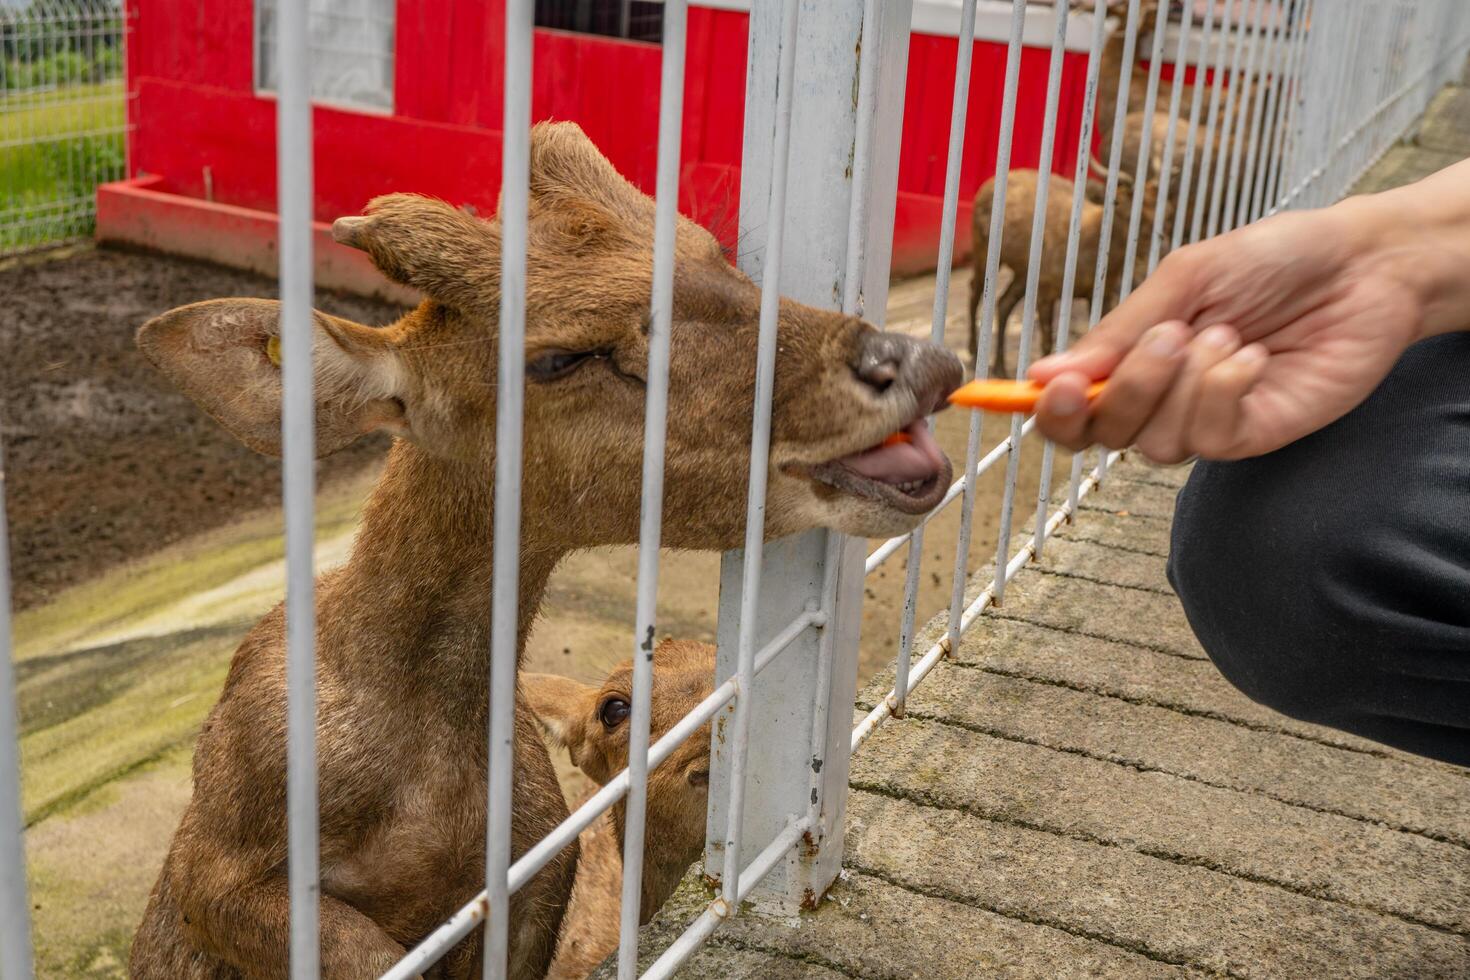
[797, 416, 952, 516]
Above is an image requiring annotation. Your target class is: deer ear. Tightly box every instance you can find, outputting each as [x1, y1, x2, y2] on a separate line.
[332, 194, 500, 313]
[520, 673, 596, 753]
[526, 121, 651, 223]
[137, 298, 408, 458]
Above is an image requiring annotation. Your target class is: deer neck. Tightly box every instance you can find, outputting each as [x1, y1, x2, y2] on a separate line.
[322, 440, 566, 705]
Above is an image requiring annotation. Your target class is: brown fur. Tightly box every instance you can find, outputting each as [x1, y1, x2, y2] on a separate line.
[523, 641, 716, 980]
[128, 122, 961, 978]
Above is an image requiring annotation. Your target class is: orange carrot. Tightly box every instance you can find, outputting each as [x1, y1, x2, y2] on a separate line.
[947, 378, 1107, 414]
[881, 432, 912, 447]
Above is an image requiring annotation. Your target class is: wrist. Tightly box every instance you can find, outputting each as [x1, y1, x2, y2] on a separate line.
[1332, 191, 1470, 342]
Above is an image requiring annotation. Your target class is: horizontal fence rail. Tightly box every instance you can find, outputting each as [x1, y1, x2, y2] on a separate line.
[1, 1, 1468, 978]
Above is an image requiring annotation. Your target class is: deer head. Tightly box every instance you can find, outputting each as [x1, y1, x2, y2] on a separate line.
[523, 640, 715, 924]
[137, 122, 963, 550]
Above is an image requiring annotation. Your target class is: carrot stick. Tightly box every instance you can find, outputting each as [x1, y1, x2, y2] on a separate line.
[881, 432, 912, 447]
[947, 378, 1107, 413]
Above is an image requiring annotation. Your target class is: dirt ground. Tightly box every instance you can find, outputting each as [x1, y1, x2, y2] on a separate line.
[0, 246, 404, 610]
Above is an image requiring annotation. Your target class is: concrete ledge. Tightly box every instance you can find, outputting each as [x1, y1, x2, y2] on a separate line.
[95, 176, 419, 306]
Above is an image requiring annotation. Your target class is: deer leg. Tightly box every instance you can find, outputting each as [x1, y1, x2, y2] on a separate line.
[1040, 302, 1059, 359]
[130, 871, 240, 979]
[132, 863, 410, 979]
[991, 282, 1024, 379]
[967, 264, 984, 366]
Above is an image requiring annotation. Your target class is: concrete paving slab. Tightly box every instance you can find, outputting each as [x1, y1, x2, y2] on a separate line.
[1415, 86, 1470, 155]
[844, 791, 1470, 979]
[1354, 144, 1466, 195]
[1029, 535, 1175, 594]
[850, 718, 1470, 935]
[985, 564, 1203, 659]
[1081, 476, 1185, 519]
[876, 661, 1470, 848]
[1054, 515, 1174, 559]
[714, 872, 1199, 980]
[937, 616, 1408, 757]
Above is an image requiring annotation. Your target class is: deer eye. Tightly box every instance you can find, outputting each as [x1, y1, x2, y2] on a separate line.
[527, 349, 606, 382]
[598, 697, 630, 729]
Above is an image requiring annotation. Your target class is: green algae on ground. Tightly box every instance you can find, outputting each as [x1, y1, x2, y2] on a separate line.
[26, 745, 193, 979]
[12, 468, 376, 662]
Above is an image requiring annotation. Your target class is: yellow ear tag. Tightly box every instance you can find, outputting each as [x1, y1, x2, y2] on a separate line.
[266, 335, 282, 367]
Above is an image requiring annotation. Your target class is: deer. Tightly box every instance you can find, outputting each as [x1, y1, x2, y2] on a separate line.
[127, 121, 964, 979]
[1093, 0, 1265, 163]
[966, 167, 1139, 377]
[1094, 108, 1211, 248]
[523, 640, 717, 980]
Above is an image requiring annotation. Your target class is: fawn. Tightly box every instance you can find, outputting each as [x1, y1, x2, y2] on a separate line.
[524, 640, 716, 980]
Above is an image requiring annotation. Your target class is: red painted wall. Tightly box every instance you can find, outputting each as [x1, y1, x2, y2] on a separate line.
[123, 1, 1113, 277]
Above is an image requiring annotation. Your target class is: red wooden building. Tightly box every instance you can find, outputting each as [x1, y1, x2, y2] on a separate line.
[99, 1, 1118, 295]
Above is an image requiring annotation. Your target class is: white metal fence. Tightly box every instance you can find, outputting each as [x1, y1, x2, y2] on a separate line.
[2, 0, 1469, 978]
[0, 0, 127, 257]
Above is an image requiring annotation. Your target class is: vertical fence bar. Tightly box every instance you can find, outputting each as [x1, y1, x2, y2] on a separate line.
[1298, 0, 1337, 208]
[1066, 0, 1142, 515]
[616, 1, 688, 974]
[1264, 0, 1311, 216]
[484, 1, 533, 976]
[276, 0, 320, 970]
[1035, 0, 1109, 561]
[1207, 1, 1250, 237]
[1170, 0, 1217, 252]
[1118, 0, 1169, 298]
[720, 0, 800, 910]
[1222, 0, 1266, 233]
[1192, 0, 1236, 243]
[946, 0, 1026, 654]
[1288, 0, 1340, 211]
[1314, 3, 1363, 208]
[1150, 0, 1196, 273]
[896, 0, 975, 713]
[992, 0, 1070, 603]
[842, 0, 883, 321]
[1235, 0, 1280, 228]
[0, 438, 34, 980]
[874, 0, 915, 723]
[707, 0, 909, 914]
[1250, 0, 1294, 222]
[1290, 6, 1330, 210]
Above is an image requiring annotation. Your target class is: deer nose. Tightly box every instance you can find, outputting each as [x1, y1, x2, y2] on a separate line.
[853, 331, 911, 393]
[853, 331, 964, 409]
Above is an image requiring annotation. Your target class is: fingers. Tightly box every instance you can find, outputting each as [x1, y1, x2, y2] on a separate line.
[1133, 324, 1241, 463]
[1192, 344, 1270, 458]
[1087, 321, 1192, 449]
[1029, 248, 1203, 384]
[1034, 321, 1191, 450]
[1033, 371, 1095, 448]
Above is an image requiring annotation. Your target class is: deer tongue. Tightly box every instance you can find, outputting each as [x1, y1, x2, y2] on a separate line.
[837, 419, 945, 485]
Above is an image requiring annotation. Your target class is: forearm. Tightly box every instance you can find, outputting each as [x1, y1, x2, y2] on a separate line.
[1335, 156, 1470, 340]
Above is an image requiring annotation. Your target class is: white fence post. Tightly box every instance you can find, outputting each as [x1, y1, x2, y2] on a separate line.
[703, 0, 912, 912]
[0, 437, 34, 980]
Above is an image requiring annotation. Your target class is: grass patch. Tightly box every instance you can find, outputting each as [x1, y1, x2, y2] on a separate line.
[1, 79, 126, 251]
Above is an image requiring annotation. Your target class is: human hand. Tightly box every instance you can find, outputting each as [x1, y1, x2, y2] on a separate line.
[1026, 194, 1461, 462]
